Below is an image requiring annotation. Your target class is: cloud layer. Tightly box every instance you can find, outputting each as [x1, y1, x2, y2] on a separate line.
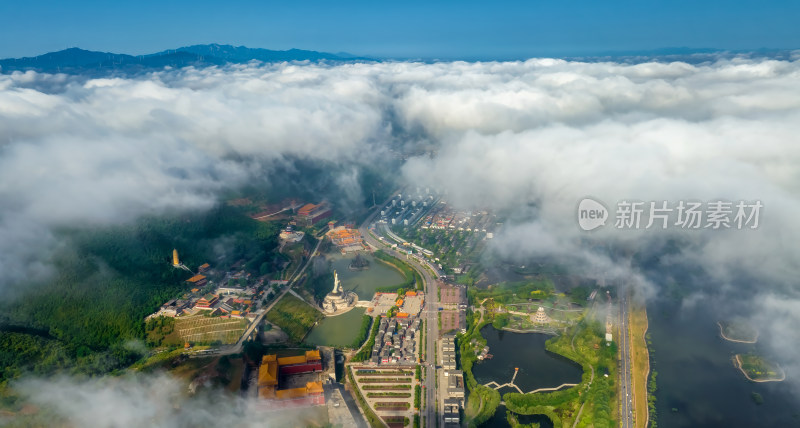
[15, 373, 320, 427]
[2, 55, 800, 396]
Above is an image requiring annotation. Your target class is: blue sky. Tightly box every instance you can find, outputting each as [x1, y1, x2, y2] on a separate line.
[1, 0, 798, 59]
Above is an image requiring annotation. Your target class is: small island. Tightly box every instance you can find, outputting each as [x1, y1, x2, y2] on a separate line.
[349, 252, 370, 271]
[734, 354, 785, 383]
[718, 319, 758, 343]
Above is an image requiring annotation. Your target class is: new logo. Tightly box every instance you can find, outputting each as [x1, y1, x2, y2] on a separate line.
[578, 198, 608, 231]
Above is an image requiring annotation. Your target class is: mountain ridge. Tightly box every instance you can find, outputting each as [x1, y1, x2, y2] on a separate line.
[1, 45, 794, 75]
[0, 44, 374, 74]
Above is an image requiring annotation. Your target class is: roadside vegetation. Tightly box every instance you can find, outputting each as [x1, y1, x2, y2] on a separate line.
[348, 315, 373, 349]
[457, 311, 499, 427]
[351, 316, 382, 362]
[629, 301, 650, 428]
[347, 366, 384, 428]
[373, 250, 422, 291]
[646, 332, 658, 428]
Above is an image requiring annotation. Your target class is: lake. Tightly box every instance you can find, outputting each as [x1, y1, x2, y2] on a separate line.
[304, 307, 367, 347]
[326, 251, 406, 300]
[472, 325, 583, 394]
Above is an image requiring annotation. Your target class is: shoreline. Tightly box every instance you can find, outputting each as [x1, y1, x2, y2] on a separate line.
[717, 322, 758, 344]
[733, 354, 786, 383]
[500, 326, 559, 335]
[322, 301, 359, 317]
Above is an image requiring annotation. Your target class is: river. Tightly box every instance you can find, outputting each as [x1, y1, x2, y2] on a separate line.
[649, 299, 798, 427]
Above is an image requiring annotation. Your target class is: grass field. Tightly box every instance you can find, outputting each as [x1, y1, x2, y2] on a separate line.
[265, 294, 323, 342]
[174, 315, 249, 344]
[281, 242, 306, 280]
[629, 301, 650, 428]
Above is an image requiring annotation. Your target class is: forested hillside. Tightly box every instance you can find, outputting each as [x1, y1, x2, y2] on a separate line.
[0, 205, 277, 393]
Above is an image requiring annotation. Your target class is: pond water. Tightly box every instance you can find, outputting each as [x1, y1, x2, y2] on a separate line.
[304, 307, 366, 347]
[472, 325, 583, 393]
[481, 404, 554, 428]
[326, 251, 406, 300]
[650, 300, 798, 427]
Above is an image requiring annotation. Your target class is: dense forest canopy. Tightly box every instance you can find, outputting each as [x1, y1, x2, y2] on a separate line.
[0, 160, 395, 394]
[0, 204, 278, 390]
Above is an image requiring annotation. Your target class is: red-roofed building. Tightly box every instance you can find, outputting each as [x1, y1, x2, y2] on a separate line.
[296, 202, 332, 226]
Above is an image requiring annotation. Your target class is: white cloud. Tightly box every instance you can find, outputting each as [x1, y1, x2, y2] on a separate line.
[2, 55, 800, 393]
[16, 373, 320, 428]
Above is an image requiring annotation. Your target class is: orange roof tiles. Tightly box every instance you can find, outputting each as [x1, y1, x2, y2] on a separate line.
[259, 387, 276, 399]
[298, 203, 317, 216]
[305, 381, 323, 394]
[186, 274, 206, 283]
[275, 387, 307, 400]
[277, 355, 307, 366]
[258, 355, 278, 387]
[273, 381, 324, 400]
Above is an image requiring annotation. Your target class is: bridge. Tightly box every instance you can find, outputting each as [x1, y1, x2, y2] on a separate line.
[483, 368, 577, 394]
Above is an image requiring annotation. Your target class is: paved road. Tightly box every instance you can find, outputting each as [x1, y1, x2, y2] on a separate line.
[358, 198, 440, 428]
[619, 288, 634, 428]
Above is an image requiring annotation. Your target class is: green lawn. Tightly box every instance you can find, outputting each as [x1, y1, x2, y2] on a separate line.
[265, 294, 323, 342]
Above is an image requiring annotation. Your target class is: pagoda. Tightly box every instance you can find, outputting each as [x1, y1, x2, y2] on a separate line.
[532, 306, 551, 324]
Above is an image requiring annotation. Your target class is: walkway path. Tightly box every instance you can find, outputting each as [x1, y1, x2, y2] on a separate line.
[483, 370, 577, 395]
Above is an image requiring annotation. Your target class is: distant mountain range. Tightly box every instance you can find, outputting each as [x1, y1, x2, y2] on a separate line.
[0, 44, 374, 74]
[1, 44, 794, 75]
